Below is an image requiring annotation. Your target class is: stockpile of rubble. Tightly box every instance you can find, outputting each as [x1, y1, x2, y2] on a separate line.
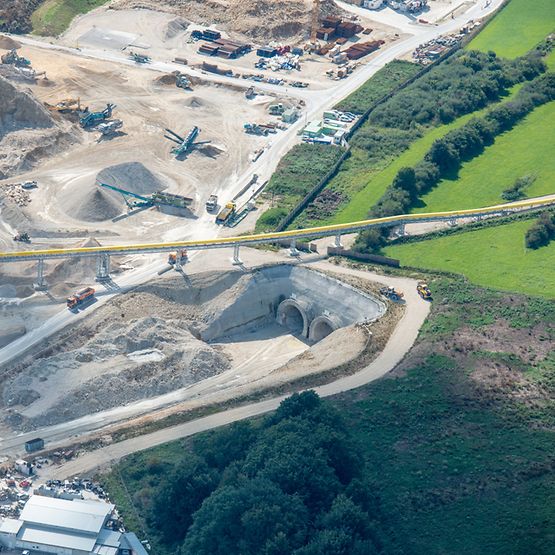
[111, 0, 343, 41]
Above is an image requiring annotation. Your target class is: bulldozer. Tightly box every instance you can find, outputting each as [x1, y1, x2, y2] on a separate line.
[417, 281, 432, 300]
[379, 286, 404, 301]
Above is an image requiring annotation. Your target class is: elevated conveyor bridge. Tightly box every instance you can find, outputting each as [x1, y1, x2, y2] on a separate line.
[0, 197, 553, 289]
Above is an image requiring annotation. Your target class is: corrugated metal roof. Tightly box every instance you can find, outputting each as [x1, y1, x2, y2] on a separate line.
[19, 524, 97, 551]
[121, 532, 149, 555]
[96, 528, 122, 547]
[20, 496, 113, 534]
[0, 518, 23, 534]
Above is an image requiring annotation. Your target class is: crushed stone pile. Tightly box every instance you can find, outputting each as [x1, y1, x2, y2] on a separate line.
[163, 16, 189, 40]
[0, 77, 76, 178]
[96, 161, 166, 195]
[0, 35, 21, 50]
[64, 187, 122, 222]
[111, 0, 343, 41]
[0, 76, 53, 136]
[3, 316, 230, 428]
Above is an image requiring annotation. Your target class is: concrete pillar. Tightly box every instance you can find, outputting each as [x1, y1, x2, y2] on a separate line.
[95, 253, 111, 282]
[232, 244, 243, 265]
[289, 239, 300, 257]
[397, 223, 406, 237]
[33, 259, 47, 291]
[332, 234, 343, 249]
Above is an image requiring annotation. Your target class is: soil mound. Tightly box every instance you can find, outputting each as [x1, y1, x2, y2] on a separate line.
[112, 0, 343, 41]
[66, 187, 122, 222]
[0, 76, 54, 137]
[186, 96, 204, 108]
[163, 17, 189, 40]
[96, 161, 165, 195]
[0, 35, 21, 49]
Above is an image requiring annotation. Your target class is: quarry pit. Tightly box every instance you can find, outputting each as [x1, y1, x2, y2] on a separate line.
[0, 265, 387, 433]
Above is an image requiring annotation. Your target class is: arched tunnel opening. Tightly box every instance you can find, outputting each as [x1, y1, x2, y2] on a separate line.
[280, 304, 305, 335]
[309, 317, 336, 342]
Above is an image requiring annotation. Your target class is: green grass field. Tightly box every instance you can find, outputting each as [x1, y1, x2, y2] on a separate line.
[468, 0, 555, 58]
[384, 219, 555, 298]
[31, 0, 109, 36]
[415, 101, 555, 213]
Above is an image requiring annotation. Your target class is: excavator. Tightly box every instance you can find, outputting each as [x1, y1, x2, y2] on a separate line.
[417, 281, 432, 300]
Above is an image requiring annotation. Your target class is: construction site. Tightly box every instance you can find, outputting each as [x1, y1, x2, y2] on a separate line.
[0, 0, 516, 471]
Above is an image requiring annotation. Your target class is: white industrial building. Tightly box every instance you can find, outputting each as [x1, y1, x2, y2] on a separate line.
[0, 495, 148, 555]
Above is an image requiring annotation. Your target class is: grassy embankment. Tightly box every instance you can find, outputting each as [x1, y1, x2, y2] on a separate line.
[334, 277, 555, 554]
[384, 220, 555, 298]
[31, 0, 109, 36]
[414, 101, 555, 212]
[102, 278, 555, 554]
[468, 0, 555, 58]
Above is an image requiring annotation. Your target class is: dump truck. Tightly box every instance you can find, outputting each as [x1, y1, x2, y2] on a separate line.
[205, 194, 218, 211]
[216, 201, 236, 224]
[379, 286, 404, 301]
[66, 287, 95, 309]
[417, 281, 432, 300]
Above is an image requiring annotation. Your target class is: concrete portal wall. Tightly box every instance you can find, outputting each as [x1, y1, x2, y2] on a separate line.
[201, 265, 385, 341]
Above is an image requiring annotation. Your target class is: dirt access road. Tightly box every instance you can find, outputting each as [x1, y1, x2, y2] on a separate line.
[38, 256, 430, 479]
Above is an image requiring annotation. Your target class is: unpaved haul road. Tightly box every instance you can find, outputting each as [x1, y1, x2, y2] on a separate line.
[40, 259, 430, 479]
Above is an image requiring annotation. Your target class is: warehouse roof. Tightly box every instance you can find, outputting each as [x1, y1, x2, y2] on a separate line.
[20, 496, 114, 534]
[0, 518, 23, 535]
[19, 524, 97, 552]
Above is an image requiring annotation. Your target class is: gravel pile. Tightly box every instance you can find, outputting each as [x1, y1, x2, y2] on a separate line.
[0, 76, 53, 137]
[96, 161, 166, 195]
[65, 187, 123, 222]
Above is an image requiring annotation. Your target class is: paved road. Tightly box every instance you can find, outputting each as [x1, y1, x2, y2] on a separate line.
[44, 259, 430, 479]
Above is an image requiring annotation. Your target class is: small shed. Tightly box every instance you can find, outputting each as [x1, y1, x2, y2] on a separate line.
[24, 437, 44, 453]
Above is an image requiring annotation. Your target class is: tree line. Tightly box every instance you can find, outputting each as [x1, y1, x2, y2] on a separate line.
[356, 71, 555, 252]
[134, 392, 392, 555]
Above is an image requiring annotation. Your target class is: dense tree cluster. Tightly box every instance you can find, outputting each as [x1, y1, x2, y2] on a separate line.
[144, 392, 388, 555]
[525, 211, 555, 249]
[367, 50, 546, 130]
[356, 71, 555, 252]
[0, 0, 43, 33]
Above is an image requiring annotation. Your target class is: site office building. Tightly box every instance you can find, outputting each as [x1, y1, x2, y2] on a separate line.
[0, 495, 147, 555]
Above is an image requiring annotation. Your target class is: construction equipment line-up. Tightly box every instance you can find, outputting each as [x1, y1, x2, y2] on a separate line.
[0, 198, 552, 264]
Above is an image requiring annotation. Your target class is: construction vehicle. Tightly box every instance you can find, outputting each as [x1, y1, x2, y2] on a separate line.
[164, 126, 210, 157]
[66, 287, 95, 310]
[244, 123, 269, 136]
[216, 201, 236, 224]
[129, 51, 151, 64]
[168, 250, 188, 265]
[379, 286, 404, 301]
[21, 181, 38, 190]
[417, 281, 432, 300]
[46, 98, 84, 114]
[245, 86, 256, 99]
[79, 104, 115, 128]
[1, 49, 31, 67]
[13, 232, 30, 243]
[269, 103, 284, 116]
[97, 119, 123, 136]
[99, 183, 193, 210]
[175, 72, 191, 89]
[205, 194, 218, 212]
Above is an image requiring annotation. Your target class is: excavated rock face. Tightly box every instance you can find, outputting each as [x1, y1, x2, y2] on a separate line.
[111, 0, 343, 41]
[0, 76, 77, 178]
[0, 76, 53, 137]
